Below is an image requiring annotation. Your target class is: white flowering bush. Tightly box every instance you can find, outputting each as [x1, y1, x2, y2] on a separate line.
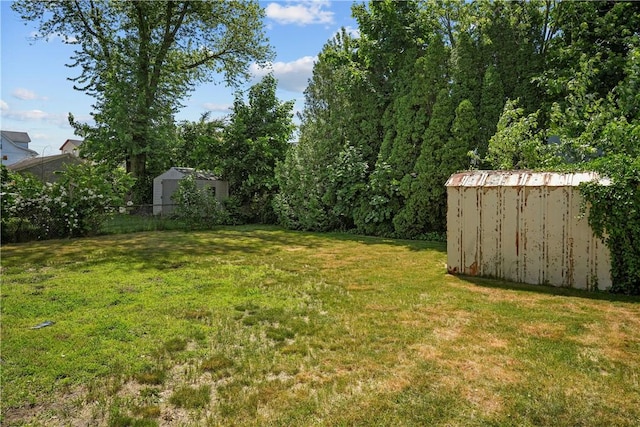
[1, 164, 133, 242]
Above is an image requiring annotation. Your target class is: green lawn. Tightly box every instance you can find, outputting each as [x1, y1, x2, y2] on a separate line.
[1, 226, 639, 426]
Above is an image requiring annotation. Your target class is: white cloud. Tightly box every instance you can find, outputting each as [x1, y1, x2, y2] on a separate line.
[1, 107, 70, 128]
[343, 25, 361, 39]
[0, 100, 8, 111]
[251, 56, 316, 93]
[12, 88, 38, 100]
[265, 1, 334, 26]
[202, 103, 232, 112]
[31, 132, 54, 141]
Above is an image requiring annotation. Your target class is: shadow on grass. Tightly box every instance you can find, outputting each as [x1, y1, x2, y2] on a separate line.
[1, 225, 446, 272]
[455, 273, 640, 303]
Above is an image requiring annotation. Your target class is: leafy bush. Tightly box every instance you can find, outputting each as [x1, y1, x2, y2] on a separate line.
[1, 164, 133, 242]
[171, 174, 230, 228]
[580, 154, 640, 294]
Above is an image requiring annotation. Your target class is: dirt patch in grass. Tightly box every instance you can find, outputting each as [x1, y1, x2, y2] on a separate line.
[576, 311, 640, 364]
[3, 228, 640, 426]
[521, 321, 568, 339]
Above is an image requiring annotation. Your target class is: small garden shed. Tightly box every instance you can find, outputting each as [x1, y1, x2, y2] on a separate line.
[446, 170, 611, 290]
[8, 153, 84, 182]
[153, 167, 229, 216]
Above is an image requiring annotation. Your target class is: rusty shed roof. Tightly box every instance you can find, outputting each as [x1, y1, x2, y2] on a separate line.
[445, 170, 609, 187]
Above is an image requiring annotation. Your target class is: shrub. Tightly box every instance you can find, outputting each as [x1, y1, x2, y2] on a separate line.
[171, 174, 230, 228]
[1, 163, 133, 242]
[581, 154, 640, 295]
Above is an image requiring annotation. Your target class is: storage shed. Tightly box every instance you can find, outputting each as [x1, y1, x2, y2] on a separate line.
[446, 170, 611, 290]
[153, 167, 229, 216]
[8, 153, 85, 182]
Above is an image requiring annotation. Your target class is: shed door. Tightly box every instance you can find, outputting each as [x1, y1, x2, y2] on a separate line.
[162, 179, 180, 215]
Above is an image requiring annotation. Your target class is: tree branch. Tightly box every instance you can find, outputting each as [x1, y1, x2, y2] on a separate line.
[184, 49, 233, 70]
[149, 1, 189, 103]
[73, 0, 111, 60]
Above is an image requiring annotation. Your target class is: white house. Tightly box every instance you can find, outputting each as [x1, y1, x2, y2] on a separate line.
[153, 167, 229, 216]
[1, 131, 39, 166]
[59, 139, 84, 156]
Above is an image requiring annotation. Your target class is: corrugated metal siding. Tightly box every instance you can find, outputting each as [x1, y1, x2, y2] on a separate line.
[446, 171, 611, 290]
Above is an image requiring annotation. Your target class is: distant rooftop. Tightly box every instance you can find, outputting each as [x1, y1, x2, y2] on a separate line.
[1, 130, 31, 144]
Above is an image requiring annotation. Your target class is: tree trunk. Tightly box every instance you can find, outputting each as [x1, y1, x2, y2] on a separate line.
[127, 152, 147, 180]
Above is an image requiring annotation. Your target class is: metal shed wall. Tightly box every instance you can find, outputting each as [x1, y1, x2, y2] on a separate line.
[446, 171, 611, 290]
[152, 167, 229, 216]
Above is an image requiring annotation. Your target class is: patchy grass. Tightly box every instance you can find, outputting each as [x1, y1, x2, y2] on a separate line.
[1, 225, 639, 426]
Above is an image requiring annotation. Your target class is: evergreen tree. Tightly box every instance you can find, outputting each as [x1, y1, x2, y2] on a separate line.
[477, 64, 505, 159]
[450, 31, 482, 110]
[442, 99, 478, 174]
[394, 88, 454, 236]
[352, 0, 442, 236]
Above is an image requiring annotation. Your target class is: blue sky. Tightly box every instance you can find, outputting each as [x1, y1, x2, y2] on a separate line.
[1, 1, 358, 156]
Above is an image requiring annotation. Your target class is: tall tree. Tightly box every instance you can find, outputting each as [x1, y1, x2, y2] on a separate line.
[477, 64, 505, 158]
[222, 74, 295, 223]
[478, 1, 553, 113]
[13, 0, 271, 201]
[442, 99, 478, 174]
[173, 113, 226, 173]
[394, 88, 454, 236]
[545, 1, 640, 102]
[450, 31, 482, 110]
[275, 29, 367, 231]
[351, 0, 443, 236]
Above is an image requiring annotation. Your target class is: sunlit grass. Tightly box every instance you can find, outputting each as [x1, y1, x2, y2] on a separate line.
[1, 226, 639, 426]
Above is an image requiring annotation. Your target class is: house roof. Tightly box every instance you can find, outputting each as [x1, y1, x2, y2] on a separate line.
[445, 170, 610, 187]
[7, 153, 83, 171]
[173, 167, 220, 181]
[59, 139, 84, 150]
[1, 130, 31, 144]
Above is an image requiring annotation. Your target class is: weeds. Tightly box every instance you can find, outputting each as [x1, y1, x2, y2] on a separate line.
[169, 385, 211, 409]
[2, 227, 639, 426]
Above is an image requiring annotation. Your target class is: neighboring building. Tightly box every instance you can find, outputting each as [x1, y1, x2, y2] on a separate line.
[59, 139, 84, 156]
[1, 131, 39, 166]
[446, 170, 611, 291]
[153, 167, 229, 216]
[7, 153, 85, 182]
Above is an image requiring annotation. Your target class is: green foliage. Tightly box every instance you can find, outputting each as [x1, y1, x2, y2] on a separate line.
[580, 155, 640, 294]
[394, 88, 454, 236]
[352, 159, 399, 236]
[486, 99, 558, 170]
[545, 1, 640, 102]
[171, 174, 230, 229]
[442, 99, 478, 174]
[173, 113, 226, 173]
[222, 74, 295, 224]
[451, 31, 482, 109]
[478, 64, 505, 158]
[13, 0, 272, 202]
[575, 46, 640, 295]
[279, 1, 553, 238]
[274, 29, 369, 232]
[1, 163, 133, 242]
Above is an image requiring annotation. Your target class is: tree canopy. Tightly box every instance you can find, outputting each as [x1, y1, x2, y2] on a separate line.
[13, 0, 272, 201]
[275, 0, 639, 250]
